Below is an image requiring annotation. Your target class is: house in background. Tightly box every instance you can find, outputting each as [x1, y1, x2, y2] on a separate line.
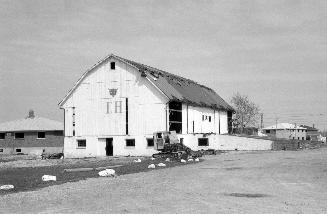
[0, 112, 63, 155]
[300, 125, 319, 141]
[59, 54, 234, 158]
[262, 123, 307, 140]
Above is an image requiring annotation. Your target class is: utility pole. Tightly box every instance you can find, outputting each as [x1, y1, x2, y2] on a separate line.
[260, 113, 263, 129]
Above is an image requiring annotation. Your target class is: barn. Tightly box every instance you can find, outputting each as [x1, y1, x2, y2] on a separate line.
[59, 54, 234, 158]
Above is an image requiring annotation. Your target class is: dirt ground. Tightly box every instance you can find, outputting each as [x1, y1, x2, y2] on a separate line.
[1, 148, 327, 214]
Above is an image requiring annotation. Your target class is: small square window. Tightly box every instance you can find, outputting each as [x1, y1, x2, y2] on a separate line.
[0, 149, 3, 152]
[110, 62, 115, 70]
[15, 133, 24, 139]
[37, 132, 46, 139]
[0, 133, 5, 139]
[77, 139, 86, 148]
[266, 130, 270, 134]
[198, 138, 209, 146]
[147, 138, 154, 147]
[16, 148, 21, 153]
[126, 139, 135, 147]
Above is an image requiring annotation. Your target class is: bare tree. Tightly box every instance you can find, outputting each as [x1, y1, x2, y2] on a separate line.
[230, 93, 260, 134]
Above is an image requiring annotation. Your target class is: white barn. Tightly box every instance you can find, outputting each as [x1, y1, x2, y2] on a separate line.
[59, 54, 234, 158]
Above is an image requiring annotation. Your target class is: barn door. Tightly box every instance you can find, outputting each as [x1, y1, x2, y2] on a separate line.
[106, 138, 113, 156]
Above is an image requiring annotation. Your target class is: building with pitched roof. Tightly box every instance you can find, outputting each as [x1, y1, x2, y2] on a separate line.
[59, 54, 235, 157]
[0, 113, 63, 155]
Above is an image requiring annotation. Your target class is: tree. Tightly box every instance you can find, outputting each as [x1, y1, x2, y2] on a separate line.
[230, 92, 260, 134]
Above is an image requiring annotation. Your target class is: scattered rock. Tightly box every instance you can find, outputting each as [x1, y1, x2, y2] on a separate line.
[148, 164, 156, 169]
[134, 159, 142, 163]
[151, 158, 155, 160]
[0, 185, 14, 190]
[195, 158, 200, 162]
[157, 163, 166, 167]
[188, 159, 193, 162]
[165, 158, 170, 162]
[98, 169, 116, 177]
[42, 175, 56, 181]
[181, 159, 186, 163]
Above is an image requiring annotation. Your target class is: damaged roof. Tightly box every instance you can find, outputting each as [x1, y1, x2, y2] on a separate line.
[59, 54, 234, 111]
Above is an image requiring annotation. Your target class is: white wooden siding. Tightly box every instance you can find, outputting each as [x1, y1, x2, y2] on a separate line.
[62, 59, 168, 137]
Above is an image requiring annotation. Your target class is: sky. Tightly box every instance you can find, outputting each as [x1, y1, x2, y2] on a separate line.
[0, 0, 327, 130]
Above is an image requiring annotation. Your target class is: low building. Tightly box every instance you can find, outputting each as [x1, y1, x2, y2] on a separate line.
[59, 54, 234, 158]
[262, 123, 307, 140]
[0, 115, 64, 155]
[300, 125, 319, 141]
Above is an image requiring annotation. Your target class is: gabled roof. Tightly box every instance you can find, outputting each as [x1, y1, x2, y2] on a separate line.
[59, 54, 234, 111]
[262, 123, 306, 130]
[0, 117, 63, 132]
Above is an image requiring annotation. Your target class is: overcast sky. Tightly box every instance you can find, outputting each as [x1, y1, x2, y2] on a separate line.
[1, 0, 327, 130]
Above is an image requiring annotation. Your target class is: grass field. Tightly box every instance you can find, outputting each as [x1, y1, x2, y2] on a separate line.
[0, 155, 200, 195]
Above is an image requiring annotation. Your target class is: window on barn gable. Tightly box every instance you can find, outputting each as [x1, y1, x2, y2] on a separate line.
[147, 138, 154, 147]
[110, 62, 115, 70]
[198, 138, 209, 146]
[126, 139, 135, 147]
[15, 133, 24, 139]
[0, 133, 5, 139]
[77, 140, 86, 148]
[37, 132, 46, 139]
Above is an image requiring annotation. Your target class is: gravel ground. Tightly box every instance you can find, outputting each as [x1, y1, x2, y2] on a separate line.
[1, 148, 327, 213]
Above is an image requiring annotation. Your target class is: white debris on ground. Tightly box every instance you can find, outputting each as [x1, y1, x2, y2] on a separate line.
[165, 158, 170, 162]
[195, 158, 200, 162]
[133, 159, 142, 163]
[188, 159, 193, 162]
[151, 158, 155, 160]
[98, 169, 116, 177]
[0, 185, 14, 190]
[148, 164, 156, 169]
[42, 175, 57, 181]
[157, 163, 166, 167]
[181, 159, 186, 163]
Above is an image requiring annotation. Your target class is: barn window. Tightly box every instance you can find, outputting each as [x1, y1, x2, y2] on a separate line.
[169, 101, 182, 134]
[0, 149, 3, 152]
[115, 101, 122, 113]
[198, 138, 209, 146]
[126, 139, 135, 147]
[209, 116, 211, 122]
[77, 140, 86, 148]
[110, 62, 115, 70]
[15, 133, 24, 139]
[302, 137, 304, 140]
[266, 130, 270, 134]
[0, 133, 5, 139]
[37, 132, 46, 139]
[16, 148, 21, 153]
[147, 138, 154, 147]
